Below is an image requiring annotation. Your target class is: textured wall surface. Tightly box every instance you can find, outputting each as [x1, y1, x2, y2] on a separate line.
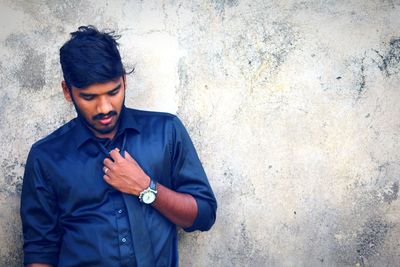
[1, 1, 400, 266]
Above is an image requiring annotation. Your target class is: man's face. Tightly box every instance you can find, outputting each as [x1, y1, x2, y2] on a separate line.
[62, 77, 126, 139]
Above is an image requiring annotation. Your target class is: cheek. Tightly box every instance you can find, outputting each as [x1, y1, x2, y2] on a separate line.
[76, 101, 96, 118]
[84, 105, 97, 118]
[113, 94, 125, 108]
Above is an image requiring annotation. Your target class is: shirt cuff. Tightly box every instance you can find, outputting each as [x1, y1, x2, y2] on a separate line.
[24, 252, 58, 266]
[183, 197, 216, 232]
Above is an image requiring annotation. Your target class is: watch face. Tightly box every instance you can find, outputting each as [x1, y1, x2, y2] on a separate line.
[143, 191, 156, 204]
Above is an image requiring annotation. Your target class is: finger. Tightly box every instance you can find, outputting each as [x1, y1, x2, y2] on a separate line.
[103, 174, 112, 184]
[103, 158, 115, 170]
[124, 151, 138, 165]
[102, 166, 109, 174]
[109, 149, 124, 163]
[103, 167, 115, 178]
[105, 166, 117, 179]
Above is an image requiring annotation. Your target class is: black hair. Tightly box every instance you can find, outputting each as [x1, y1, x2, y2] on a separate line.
[60, 25, 129, 89]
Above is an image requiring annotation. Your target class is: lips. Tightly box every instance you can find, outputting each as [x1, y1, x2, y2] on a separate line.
[99, 115, 113, 125]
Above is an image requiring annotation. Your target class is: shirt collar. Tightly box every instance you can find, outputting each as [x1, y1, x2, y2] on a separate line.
[72, 105, 141, 149]
[117, 105, 141, 134]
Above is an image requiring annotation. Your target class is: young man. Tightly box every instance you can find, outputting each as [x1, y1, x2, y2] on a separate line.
[20, 25, 217, 267]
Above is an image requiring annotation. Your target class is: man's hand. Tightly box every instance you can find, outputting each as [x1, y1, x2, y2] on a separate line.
[104, 148, 198, 228]
[103, 148, 150, 196]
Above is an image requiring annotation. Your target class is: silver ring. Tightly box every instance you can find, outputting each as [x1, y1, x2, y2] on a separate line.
[104, 167, 109, 174]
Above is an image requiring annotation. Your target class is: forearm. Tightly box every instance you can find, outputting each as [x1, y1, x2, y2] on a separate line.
[102, 149, 199, 228]
[27, 264, 53, 267]
[152, 183, 198, 228]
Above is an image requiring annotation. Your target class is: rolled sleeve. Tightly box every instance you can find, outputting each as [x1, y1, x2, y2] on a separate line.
[20, 147, 61, 266]
[184, 197, 216, 232]
[170, 116, 217, 232]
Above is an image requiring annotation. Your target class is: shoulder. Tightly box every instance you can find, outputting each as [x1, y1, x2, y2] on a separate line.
[30, 119, 78, 154]
[124, 108, 191, 142]
[125, 107, 177, 121]
[125, 107, 183, 128]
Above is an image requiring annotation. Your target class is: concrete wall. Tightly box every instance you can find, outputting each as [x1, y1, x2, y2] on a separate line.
[1, 1, 400, 266]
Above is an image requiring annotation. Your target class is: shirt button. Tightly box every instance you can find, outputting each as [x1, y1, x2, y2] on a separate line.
[118, 209, 123, 214]
[121, 237, 127, 243]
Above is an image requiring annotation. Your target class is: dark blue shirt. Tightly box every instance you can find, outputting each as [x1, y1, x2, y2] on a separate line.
[20, 106, 217, 267]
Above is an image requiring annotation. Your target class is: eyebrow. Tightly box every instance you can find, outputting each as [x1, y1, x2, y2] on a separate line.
[79, 83, 122, 97]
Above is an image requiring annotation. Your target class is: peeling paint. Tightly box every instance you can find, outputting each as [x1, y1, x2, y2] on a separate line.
[211, 0, 239, 13]
[382, 182, 399, 204]
[15, 48, 46, 91]
[0, 159, 24, 195]
[377, 38, 400, 76]
[356, 218, 391, 264]
[358, 57, 366, 97]
[5, 33, 46, 91]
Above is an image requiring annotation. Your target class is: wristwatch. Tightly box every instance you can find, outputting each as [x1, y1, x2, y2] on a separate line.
[139, 179, 158, 204]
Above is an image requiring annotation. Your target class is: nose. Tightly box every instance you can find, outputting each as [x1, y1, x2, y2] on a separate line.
[96, 95, 113, 115]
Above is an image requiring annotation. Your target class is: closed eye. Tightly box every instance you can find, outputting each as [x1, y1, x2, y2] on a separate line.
[78, 83, 121, 100]
[81, 94, 95, 100]
[108, 88, 120, 96]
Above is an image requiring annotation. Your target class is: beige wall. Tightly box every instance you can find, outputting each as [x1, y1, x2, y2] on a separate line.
[1, 1, 400, 266]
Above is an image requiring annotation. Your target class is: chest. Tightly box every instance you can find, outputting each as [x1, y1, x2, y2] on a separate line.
[49, 133, 172, 211]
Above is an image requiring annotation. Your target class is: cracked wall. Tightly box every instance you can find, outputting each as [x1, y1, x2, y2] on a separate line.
[1, 1, 400, 266]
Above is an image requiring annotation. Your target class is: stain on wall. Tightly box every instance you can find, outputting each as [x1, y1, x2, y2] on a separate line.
[356, 217, 391, 263]
[1, 1, 400, 266]
[383, 182, 399, 204]
[377, 38, 400, 76]
[211, 0, 240, 14]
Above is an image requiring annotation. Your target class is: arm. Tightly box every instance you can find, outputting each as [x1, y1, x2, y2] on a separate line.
[20, 148, 60, 266]
[103, 149, 197, 228]
[103, 116, 217, 231]
[152, 182, 197, 228]
[167, 116, 217, 231]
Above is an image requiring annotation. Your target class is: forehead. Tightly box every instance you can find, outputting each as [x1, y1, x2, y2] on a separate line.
[72, 77, 124, 94]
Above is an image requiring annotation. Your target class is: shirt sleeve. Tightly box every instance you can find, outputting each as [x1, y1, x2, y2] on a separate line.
[170, 116, 217, 232]
[20, 147, 61, 266]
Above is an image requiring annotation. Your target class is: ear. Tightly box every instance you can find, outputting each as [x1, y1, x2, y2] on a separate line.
[62, 81, 72, 102]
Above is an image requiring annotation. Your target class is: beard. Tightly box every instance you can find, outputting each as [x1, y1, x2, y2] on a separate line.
[71, 96, 125, 136]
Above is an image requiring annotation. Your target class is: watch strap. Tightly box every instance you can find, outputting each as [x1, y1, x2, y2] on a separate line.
[149, 179, 157, 191]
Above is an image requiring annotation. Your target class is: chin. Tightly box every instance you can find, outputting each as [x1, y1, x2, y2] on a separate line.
[97, 126, 117, 134]
[90, 122, 116, 134]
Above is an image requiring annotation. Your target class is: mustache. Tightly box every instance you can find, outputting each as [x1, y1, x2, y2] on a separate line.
[93, 111, 117, 121]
